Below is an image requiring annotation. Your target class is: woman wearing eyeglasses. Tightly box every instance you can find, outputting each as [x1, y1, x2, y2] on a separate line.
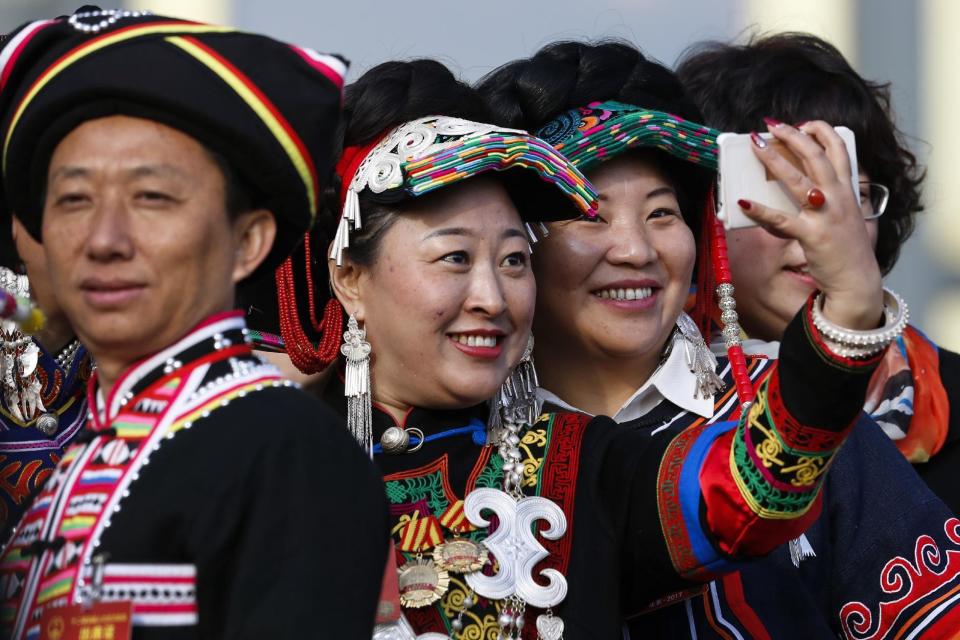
[679, 33, 960, 514]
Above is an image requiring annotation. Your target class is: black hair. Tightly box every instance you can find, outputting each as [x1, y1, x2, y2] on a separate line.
[476, 40, 714, 228]
[206, 148, 262, 220]
[676, 32, 923, 274]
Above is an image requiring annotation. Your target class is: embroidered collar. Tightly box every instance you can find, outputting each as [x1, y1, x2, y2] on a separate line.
[88, 310, 252, 429]
[537, 340, 715, 422]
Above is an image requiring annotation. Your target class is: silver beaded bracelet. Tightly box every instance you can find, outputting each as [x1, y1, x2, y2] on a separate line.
[811, 288, 909, 359]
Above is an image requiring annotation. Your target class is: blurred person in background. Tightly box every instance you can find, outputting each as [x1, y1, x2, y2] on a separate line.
[679, 33, 960, 514]
[0, 217, 90, 542]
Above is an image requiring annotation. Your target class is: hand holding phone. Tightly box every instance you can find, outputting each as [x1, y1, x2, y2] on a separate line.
[718, 120, 883, 333]
[717, 126, 859, 229]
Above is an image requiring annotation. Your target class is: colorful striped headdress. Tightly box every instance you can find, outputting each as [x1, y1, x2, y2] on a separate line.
[330, 115, 599, 265]
[0, 9, 346, 277]
[535, 100, 719, 173]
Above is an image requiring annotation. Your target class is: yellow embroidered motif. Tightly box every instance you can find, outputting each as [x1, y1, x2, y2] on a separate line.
[781, 456, 828, 487]
[746, 396, 830, 487]
[518, 428, 547, 489]
[441, 576, 502, 639]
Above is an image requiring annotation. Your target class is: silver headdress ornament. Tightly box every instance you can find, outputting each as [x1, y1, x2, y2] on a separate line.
[67, 9, 152, 34]
[329, 116, 599, 267]
[0, 267, 44, 422]
[331, 117, 526, 266]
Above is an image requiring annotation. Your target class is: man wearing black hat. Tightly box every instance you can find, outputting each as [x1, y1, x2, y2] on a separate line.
[0, 9, 388, 639]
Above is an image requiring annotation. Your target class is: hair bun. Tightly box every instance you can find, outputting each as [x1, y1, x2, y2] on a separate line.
[343, 59, 490, 147]
[478, 40, 702, 131]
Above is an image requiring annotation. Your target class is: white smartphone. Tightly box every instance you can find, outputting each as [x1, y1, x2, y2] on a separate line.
[716, 126, 859, 230]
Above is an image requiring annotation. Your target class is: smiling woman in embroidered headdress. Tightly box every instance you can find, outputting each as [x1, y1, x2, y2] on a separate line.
[257, 53, 904, 639]
[478, 40, 960, 638]
[0, 9, 388, 639]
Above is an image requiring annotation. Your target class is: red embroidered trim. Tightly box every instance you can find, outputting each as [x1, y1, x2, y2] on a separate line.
[763, 368, 849, 453]
[656, 417, 710, 580]
[538, 412, 590, 577]
[720, 572, 772, 640]
[384, 455, 457, 501]
[840, 517, 960, 640]
[383, 447, 494, 500]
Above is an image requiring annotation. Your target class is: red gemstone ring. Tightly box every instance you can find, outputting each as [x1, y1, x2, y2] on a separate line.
[805, 187, 826, 210]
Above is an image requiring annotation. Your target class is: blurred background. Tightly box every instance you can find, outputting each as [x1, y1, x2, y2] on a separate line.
[3, 0, 958, 347]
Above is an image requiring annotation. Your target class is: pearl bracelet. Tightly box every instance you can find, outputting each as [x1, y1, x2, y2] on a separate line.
[811, 288, 908, 359]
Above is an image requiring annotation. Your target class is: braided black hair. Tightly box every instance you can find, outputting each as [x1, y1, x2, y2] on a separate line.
[479, 40, 700, 130]
[477, 40, 713, 229]
[677, 33, 922, 274]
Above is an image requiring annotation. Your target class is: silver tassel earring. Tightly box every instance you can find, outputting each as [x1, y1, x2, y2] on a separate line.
[341, 314, 372, 454]
[674, 312, 725, 399]
[488, 335, 542, 446]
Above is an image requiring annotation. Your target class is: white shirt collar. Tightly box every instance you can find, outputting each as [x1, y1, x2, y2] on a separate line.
[536, 341, 715, 423]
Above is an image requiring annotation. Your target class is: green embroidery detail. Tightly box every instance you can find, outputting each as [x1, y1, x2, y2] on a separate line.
[476, 452, 504, 490]
[732, 421, 825, 515]
[384, 470, 447, 515]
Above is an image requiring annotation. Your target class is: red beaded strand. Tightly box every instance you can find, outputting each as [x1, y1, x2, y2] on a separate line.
[303, 232, 327, 333]
[275, 232, 343, 374]
[706, 195, 756, 406]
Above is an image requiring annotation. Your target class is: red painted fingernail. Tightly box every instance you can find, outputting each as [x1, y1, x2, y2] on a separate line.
[795, 120, 809, 127]
[737, 199, 752, 210]
[763, 116, 784, 128]
[750, 132, 768, 149]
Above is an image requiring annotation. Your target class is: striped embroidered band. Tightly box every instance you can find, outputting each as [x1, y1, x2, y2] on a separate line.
[331, 116, 600, 265]
[534, 99, 720, 174]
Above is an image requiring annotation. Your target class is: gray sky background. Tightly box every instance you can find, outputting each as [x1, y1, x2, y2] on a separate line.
[235, 0, 741, 82]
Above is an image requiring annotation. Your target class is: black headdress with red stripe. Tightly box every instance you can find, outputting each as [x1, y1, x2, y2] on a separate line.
[0, 8, 346, 277]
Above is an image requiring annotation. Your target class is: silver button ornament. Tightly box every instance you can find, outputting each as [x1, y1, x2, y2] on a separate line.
[380, 426, 424, 454]
[35, 412, 58, 437]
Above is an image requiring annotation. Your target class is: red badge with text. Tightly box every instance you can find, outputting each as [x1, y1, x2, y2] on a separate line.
[38, 601, 132, 640]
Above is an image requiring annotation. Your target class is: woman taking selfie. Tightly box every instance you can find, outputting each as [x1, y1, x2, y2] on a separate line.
[679, 33, 960, 513]
[478, 40, 960, 638]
